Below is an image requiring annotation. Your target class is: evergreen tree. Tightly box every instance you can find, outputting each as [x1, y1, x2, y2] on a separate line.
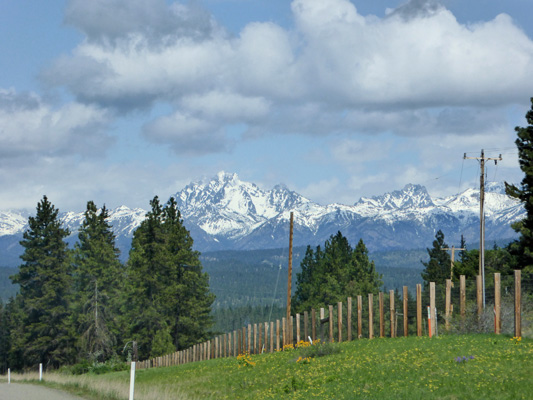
[454, 245, 514, 281]
[123, 197, 214, 359]
[3, 296, 26, 371]
[458, 235, 467, 264]
[0, 300, 8, 374]
[421, 230, 451, 288]
[11, 196, 74, 368]
[506, 97, 533, 272]
[72, 201, 123, 361]
[292, 232, 382, 313]
[453, 248, 478, 280]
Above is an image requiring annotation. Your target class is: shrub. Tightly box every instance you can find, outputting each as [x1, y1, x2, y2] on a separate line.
[298, 340, 341, 359]
[446, 298, 532, 337]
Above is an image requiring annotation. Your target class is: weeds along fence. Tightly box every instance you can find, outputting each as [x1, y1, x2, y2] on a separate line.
[137, 270, 532, 369]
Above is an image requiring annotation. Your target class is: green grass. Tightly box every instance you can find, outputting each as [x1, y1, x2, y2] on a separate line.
[4, 334, 532, 400]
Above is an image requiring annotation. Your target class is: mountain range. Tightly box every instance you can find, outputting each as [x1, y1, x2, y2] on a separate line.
[0, 172, 523, 266]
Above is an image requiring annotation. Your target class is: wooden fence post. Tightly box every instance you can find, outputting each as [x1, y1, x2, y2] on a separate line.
[282, 318, 286, 348]
[304, 311, 309, 341]
[515, 269, 522, 338]
[430, 282, 436, 337]
[416, 284, 422, 337]
[258, 325, 262, 354]
[389, 290, 395, 338]
[296, 313, 300, 343]
[338, 302, 343, 343]
[368, 293, 374, 339]
[445, 279, 451, 331]
[265, 322, 269, 352]
[347, 297, 352, 341]
[225, 334, 229, 357]
[379, 292, 384, 338]
[320, 308, 325, 342]
[270, 322, 274, 353]
[247, 324, 252, 354]
[476, 275, 483, 316]
[254, 324, 258, 354]
[494, 273, 501, 334]
[329, 305, 334, 343]
[312, 309, 317, 341]
[276, 319, 280, 351]
[460, 275, 466, 321]
[290, 316, 294, 346]
[357, 295, 362, 339]
[403, 286, 408, 337]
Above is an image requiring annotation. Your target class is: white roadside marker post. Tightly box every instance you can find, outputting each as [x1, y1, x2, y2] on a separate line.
[39, 363, 42, 381]
[8, 368, 10, 384]
[129, 361, 136, 400]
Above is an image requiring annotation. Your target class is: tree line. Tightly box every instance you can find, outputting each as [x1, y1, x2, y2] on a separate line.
[0, 196, 214, 371]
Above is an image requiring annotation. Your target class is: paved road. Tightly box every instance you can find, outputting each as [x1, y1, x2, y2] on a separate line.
[0, 383, 87, 400]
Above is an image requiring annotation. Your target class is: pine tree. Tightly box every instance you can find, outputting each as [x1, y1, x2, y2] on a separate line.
[292, 232, 382, 313]
[505, 97, 533, 272]
[3, 296, 25, 371]
[11, 196, 74, 368]
[421, 230, 451, 288]
[0, 300, 8, 374]
[72, 201, 123, 361]
[123, 197, 214, 359]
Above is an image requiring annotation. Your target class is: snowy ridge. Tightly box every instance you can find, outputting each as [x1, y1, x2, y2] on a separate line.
[0, 172, 525, 254]
[0, 211, 28, 236]
[175, 172, 321, 239]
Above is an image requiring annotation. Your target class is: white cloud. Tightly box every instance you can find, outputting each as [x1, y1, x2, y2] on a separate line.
[64, 0, 220, 44]
[0, 88, 112, 159]
[298, 177, 341, 205]
[0, 156, 200, 211]
[181, 91, 271, 121]
[142, 110, 232, 155]
[45, 0, 533, 151]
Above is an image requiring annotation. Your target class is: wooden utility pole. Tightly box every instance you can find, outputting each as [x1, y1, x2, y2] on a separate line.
[464, 150, 501, 308]
[441, 245, 465, 284]
[286, 212, 294, 331]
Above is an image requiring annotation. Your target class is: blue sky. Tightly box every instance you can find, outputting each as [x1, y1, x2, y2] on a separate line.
[1, 0, 533, 212]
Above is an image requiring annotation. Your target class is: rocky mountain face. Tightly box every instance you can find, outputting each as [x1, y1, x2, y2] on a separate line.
[0, 172, 523, 266]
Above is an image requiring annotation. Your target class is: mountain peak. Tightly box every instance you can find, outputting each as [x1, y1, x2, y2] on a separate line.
[216, 171, 240, 184]
[356, 183, 434, 210]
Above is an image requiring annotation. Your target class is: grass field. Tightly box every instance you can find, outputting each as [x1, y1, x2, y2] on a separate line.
[3, 334, 532, 400]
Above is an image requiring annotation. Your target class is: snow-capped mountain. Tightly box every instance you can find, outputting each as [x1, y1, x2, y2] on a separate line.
[0, 172, 524, 266]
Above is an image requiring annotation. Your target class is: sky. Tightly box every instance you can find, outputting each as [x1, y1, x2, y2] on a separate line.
[1, 0, 533, 212]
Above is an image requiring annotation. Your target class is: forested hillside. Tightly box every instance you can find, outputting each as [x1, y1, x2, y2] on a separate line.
[202, 246, 427, 333]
